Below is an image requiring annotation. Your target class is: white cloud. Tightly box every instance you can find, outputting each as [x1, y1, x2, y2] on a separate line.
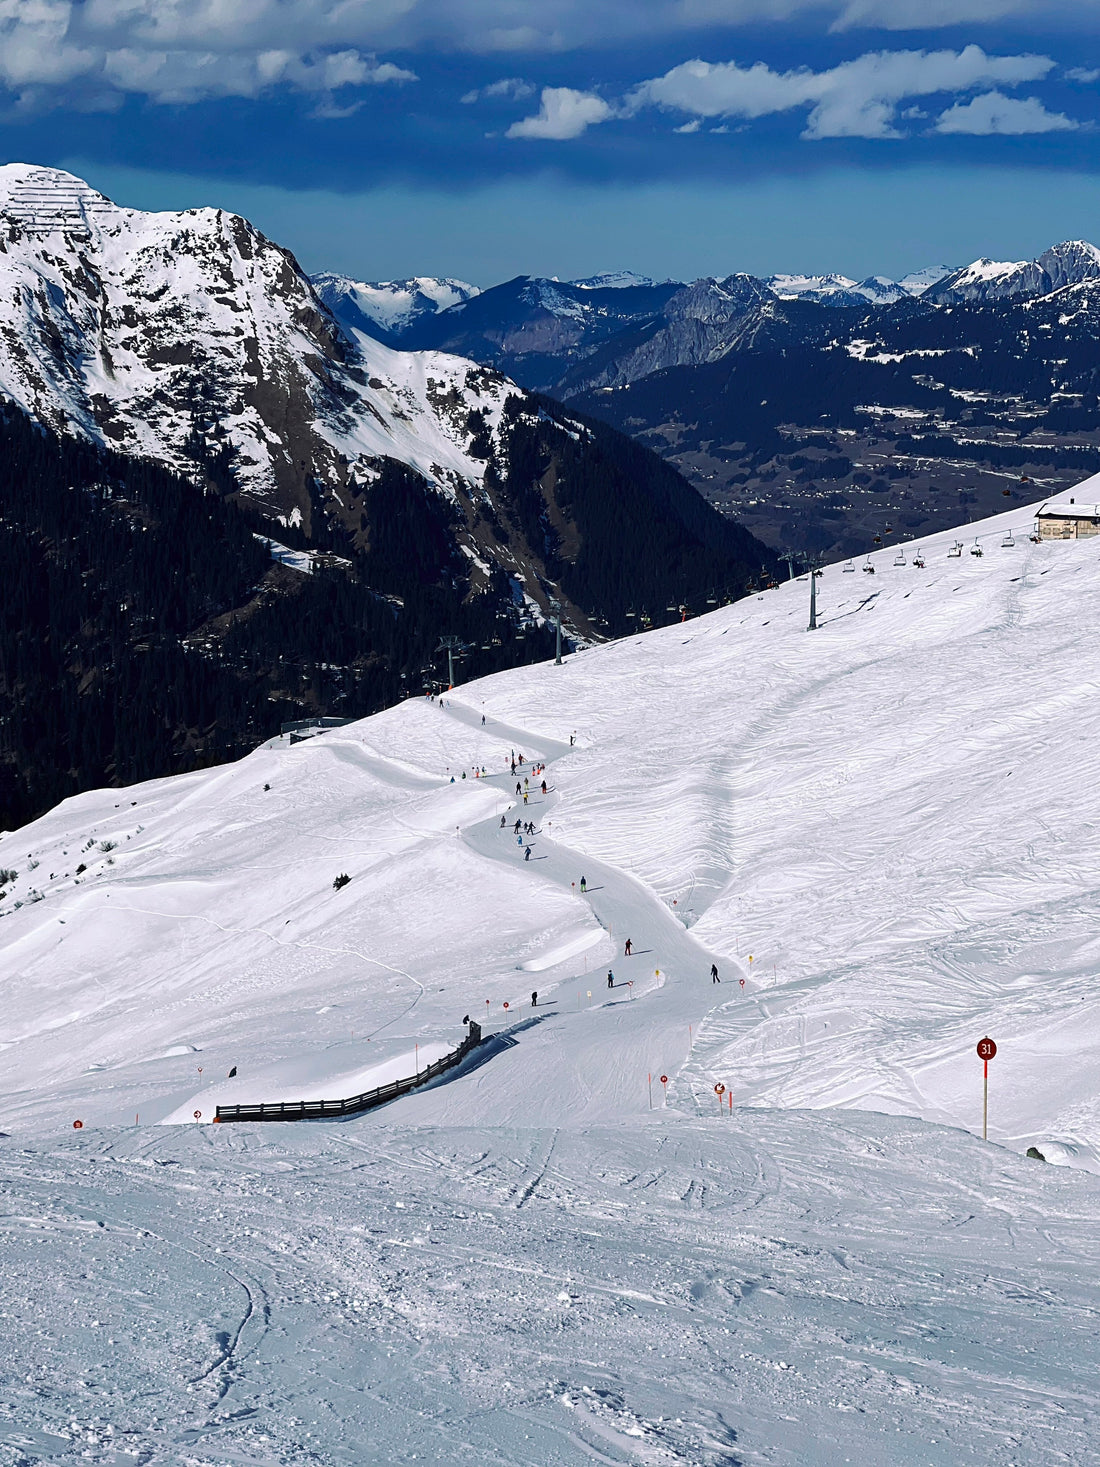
[0, 0, 416, 106]
[674, 118, 701, 133]
[626, 45, 1056, 139]
[831, 0, 1035, 29]
[505, 86, 613, 139]
[1066, 67, 1100, 83]
[461, 77, 534, 103]
[934, 89, 1078, 133]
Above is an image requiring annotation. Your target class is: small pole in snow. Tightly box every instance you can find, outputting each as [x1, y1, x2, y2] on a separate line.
[415, 1043, 419, 1076]
[648, 1072, 652, 1109]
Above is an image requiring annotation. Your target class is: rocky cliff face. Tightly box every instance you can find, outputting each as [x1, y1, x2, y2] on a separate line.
[0, 165, 538, 542]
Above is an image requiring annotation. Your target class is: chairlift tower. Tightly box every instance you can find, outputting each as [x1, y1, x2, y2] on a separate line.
[436, 635, 464, 689]
[549, 597, 564, 666]
[807, 560, 824, 631]
[781, 551, 799, 582]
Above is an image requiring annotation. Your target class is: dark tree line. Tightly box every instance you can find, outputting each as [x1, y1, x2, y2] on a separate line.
[0, 393, 773, 831]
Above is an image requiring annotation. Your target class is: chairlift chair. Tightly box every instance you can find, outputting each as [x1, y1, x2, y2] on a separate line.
[843, 558, 856, 572]
[913, 550, 925, 568]
[948, 540, 963, 558]
[862, 556, 875, 574]
[970, 539, 983, 557]
[1002, 530, 1016, 548]
[893, 549, 907, 567]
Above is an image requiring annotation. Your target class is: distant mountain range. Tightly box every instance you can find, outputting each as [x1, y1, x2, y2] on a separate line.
[314, 242, 1100, 560]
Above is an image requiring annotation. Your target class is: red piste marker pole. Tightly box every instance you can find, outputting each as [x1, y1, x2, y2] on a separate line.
[976, 1036, 997, 1140]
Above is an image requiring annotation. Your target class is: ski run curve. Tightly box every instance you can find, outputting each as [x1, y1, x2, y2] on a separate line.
[5, 482, 1100, 1462]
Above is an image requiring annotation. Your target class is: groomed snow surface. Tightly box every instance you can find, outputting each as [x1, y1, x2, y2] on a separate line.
[5, 486, 1100, 1462]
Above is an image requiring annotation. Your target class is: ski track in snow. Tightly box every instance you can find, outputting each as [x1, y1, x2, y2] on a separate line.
[5, 488, 1100, 1459]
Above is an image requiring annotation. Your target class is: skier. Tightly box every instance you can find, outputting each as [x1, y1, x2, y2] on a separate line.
[541, 780, 547, 794]
[531, 990, 538, 1007]
[482, 714, 486, 724]
[500, 815, 507, 829]
[580, 876, 587, 893]
[523, 791, 528, 805]
[570, 732, 576, 746]
[710, 963, 720, 983]
[624, 938, 633, 956]
[511, 760, 516, 775]
[607, 970, 614, 990]
[516, 782, 521, 796]
[517, 834, 523, 847]
[524, 777, 529, 790]
[514, 819, 522, 834]
[524, 846, 532, 862]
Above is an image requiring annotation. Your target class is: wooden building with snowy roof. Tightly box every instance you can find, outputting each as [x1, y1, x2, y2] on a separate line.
[1036, 499, 1100, 539]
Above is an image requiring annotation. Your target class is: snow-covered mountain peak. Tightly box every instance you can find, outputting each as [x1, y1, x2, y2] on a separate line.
[568, 270, 661, 289]
[311, 272, 480, 339]
[0, 164, 553, 540]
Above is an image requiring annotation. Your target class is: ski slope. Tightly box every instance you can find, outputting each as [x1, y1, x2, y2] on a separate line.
[5, 484, 1100, 1462]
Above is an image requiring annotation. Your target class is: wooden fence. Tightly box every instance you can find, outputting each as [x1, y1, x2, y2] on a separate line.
[214, 1023, 482, 1124]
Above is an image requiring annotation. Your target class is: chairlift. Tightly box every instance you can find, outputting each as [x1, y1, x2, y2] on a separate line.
[970, 538, 983, 557]
[872, 535, 882, 545]
[948, 540, 963, 558]
[893, 549, 907, 567]
[862, 556, 875, 574]
[1002, 487, 1012, 497]
[625, 606, 637, 620]
[913, 550, 925, 568]
[1002, 530, 1016, 548]
[640, 609, 652, 629]
[706, 590, 718, 605]
[665, 602, 677, 612]
[843, 558, 856, 573]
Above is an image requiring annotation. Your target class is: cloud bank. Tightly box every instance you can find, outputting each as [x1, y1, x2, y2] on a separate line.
[504, 45, 1066, 141]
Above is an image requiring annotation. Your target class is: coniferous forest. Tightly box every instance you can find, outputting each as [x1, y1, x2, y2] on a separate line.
[0, 403, 776, 830]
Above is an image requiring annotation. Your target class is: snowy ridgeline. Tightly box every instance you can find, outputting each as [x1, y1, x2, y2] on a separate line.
[5, 483, 1100, 1458]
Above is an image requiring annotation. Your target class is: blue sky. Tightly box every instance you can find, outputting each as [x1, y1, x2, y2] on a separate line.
[4, 1, 1100, 284]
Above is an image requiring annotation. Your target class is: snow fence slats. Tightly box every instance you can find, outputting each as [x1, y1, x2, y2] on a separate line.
[213, 1025, 482, 1123]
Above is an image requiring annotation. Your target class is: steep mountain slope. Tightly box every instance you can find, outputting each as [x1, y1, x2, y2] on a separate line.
[6, 486, 1100, 1463]
[5, 480, 1099, 1159]
[0, 164, 509, 528]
